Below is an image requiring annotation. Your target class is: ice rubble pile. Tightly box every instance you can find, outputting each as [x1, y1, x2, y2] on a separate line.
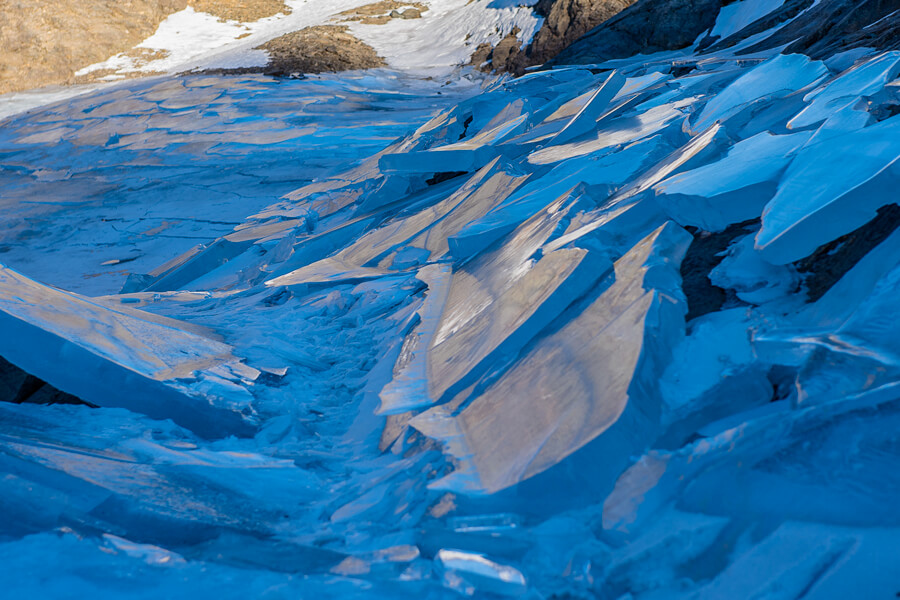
[3, 12, 900, 600]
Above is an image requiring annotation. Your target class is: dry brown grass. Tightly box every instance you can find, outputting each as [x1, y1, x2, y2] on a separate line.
[0, 0, 291, 94]
[192, 0, 289, 23]
[0, 0, 187, 94]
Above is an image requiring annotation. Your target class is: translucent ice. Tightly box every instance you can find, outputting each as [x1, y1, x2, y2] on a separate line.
[0, 265, 257, 437]
[414, 223, 691, 493]
[756, 114, 900, 263]
[655, 131, 813, 231]
[789, 51, 900, 129]
[691, 54, 828, 134]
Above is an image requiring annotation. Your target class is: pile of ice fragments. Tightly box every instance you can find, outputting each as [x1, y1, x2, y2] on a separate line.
[2, 8, 900, 600]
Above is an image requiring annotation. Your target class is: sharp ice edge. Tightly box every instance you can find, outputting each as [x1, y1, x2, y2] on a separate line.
[2, 5, 900, 599]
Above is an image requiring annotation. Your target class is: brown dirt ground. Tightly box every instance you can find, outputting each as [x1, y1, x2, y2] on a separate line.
[192, 0, 289, 23]
[0, 0, 290, 94]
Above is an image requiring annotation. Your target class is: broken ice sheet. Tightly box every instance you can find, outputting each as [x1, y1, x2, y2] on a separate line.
[788, 51, 900, 130]
[605, 384, 900, 542]
[708, 0, 786, 40]
[413, 223, 690, 494]
[708, 232, 799, 304]
[654, 130, 813, 231]
[544, 70, 626, 146]
[755, 112, 900, 264]
[0, 265, 257, 437]
[0, 401, 325, 547]
[380, 188, 612, 415]
[378, 110, 530, 174]
[426, 202, 613, 405]
[754, 226, 900, 407]
[266, 158, 530, 288]
[690, 53, 828, 134]
[657, 308, 772, 447]
[527, 95, 693, 166]
[436, 549, 527, 597]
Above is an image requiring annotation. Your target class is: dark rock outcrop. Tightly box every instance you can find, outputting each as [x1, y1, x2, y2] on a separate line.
[550, 0, 900, 68]
[549, 0, 727, 66]
[795, 204, 900, 303]
[526, 0, 636, 65]
[488, 0, 636, 73]
[681, 220, 758, 322]
[739, 0, 900, 59]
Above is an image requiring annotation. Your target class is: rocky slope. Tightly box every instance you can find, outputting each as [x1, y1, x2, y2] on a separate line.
[553, 0, 900, 65]
[254, 25, 387, 75]
[475, 0, 637, 73]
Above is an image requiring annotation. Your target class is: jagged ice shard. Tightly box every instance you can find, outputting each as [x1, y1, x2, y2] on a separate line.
[2, 0, 900, 597]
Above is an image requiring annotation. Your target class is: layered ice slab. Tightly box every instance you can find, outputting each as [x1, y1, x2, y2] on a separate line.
[655, 130, 813, 231]
[414, 223, 691, 493]
[0, 265, 258, 438]
[788, 52, 900, 130]
[690, 54, 828, 134]
[379, 186, 613, 415]
[756, 113, 900, 263]
[266, 158, 531, 288]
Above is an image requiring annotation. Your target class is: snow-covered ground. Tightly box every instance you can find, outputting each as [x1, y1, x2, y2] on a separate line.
[2, 0, 900, 598]
[75, 0, 542, 78]
[2, 0, 540, 120]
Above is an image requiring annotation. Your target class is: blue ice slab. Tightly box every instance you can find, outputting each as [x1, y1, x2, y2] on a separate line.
[756, 113, 900, 264]
[435, 549, 527, 596]
[789, 51, 900, 129]
[0, 265, 257, 437]
[709, 232, 799, 304]
[379, 189, 612, 415]
[378, 113, 530, 174]
[546, 71, 626, 146]
[414, 223, 690, 494]
[603, 381, 900, 544]
[691, 54, 828, 133]
[658, 308, 772, 446]
[266, 158, 530, 289]
[655, 130, 812, 231]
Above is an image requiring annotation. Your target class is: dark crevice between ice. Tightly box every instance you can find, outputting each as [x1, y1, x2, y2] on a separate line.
[425, 171, 468, 186]
[0, 355, 95, 408]
[680, 219, 758, 323]
[795, 203, 900, 302]
[458, 115, 474, 140]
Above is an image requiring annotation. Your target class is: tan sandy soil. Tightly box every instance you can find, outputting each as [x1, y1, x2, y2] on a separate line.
[192, 0, 289, 23]
[0, 0, 290, 94]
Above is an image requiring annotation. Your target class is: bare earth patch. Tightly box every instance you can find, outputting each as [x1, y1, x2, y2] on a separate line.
[192, 0, 289, 23]
[339, 1, 428, 25]
[256, 25, 387, 75]
[0, 0, 186, 94]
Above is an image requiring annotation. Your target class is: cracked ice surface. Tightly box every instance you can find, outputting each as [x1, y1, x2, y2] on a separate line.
[3, 20, 900, 600]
